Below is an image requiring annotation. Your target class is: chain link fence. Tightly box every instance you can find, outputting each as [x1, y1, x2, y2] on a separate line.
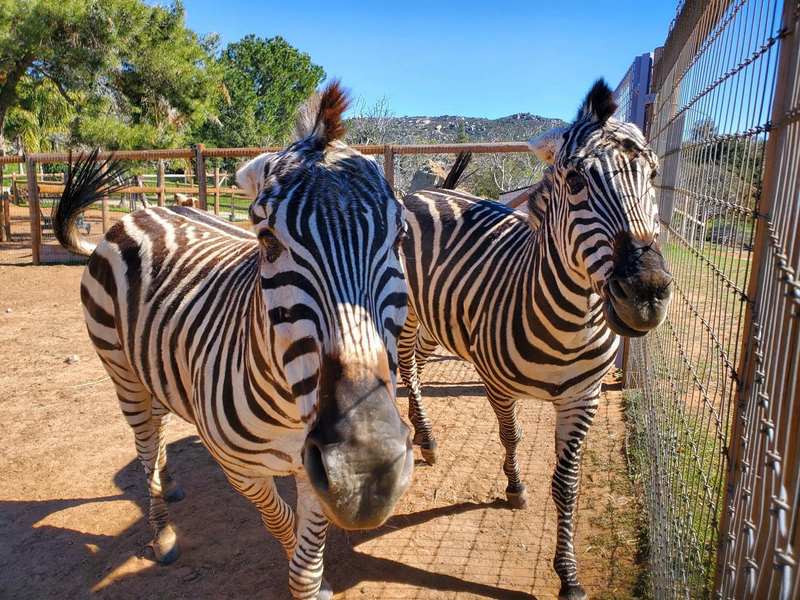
[623, 0, 798, 598]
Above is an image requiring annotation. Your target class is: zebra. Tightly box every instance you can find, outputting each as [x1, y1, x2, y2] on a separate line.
[397, 80, 672, 600]
[52, 82, 413, 600]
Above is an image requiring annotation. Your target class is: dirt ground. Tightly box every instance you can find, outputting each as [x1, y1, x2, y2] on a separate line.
[0, 260, 642, 599]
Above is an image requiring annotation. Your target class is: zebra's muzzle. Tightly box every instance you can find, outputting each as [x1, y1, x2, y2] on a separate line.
[302, 362, 414, 530]
[605, 234, 672, 336]
[604, 271, 672, 337]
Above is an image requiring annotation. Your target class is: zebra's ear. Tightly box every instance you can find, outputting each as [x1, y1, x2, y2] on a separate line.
[528, 127, 566, 164]
[236, 153, 271, 199]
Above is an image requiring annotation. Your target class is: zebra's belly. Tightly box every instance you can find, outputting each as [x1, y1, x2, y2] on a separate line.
[418, 307, 618, 401]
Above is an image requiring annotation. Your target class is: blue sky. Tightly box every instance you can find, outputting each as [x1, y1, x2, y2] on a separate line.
[182, 1, 677, 121]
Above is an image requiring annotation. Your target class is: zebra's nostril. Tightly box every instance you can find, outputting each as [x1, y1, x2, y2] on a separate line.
[303, 439, 329, 493]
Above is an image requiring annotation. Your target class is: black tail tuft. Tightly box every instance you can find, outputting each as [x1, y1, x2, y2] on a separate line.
[441, 152, 472, 190]
[52, 149, 130, 256]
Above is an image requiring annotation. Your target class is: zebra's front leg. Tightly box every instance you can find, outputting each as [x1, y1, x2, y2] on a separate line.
[398, 309, 437, 464]
[551, 395, 598, 600]
[291, 473, 331, 600]
[225, 473, 297, 560]
[487, 392, 527, 509]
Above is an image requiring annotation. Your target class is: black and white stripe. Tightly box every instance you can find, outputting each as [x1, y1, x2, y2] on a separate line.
[398, 80, 669, 600]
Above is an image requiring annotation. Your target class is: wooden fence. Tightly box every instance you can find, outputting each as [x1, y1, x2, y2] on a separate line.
[0, 142, 531, 264]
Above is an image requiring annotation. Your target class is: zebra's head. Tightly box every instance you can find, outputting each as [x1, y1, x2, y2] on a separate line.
[236, 81, 412, 530]
[528, 79, 672, 337]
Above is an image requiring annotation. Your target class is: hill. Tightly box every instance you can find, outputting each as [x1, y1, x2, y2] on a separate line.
[346, 112, 567, 146]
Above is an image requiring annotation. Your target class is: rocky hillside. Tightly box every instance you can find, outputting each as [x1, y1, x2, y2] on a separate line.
[345, 113, 567, 145]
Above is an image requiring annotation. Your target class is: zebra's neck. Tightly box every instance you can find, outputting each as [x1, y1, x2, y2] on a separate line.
[233, 264, 304, 425]
[523, 207, 604, 332]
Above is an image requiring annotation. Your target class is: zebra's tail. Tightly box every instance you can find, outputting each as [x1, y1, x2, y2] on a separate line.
[52, 149, 129, 257]
[440, 151, 472, 190]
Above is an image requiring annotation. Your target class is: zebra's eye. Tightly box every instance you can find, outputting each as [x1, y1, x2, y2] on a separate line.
[258, 230, 283, 262]
[565, 170, 585, 195]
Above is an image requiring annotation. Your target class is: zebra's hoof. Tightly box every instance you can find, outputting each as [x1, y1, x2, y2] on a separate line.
[316, 577, 333, 600]
[151, 525, 180, 565]
[420, 441, 438, 465]
[506, 486, 528, 509]
[558, 583, 587, 600]
[164, 481, 186, 503]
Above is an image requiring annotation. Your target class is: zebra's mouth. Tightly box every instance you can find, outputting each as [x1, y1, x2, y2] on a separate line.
[603, 298, 649, 337]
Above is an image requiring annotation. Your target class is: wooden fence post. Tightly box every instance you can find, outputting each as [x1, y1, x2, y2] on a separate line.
[101, 164, 110, 233]
[0, 162, 4, 242]
[25, 156, 41, 265]
[1, 193, 10, 242]
[213, 167, 220, 215]
[383, 145, 395, 191]
[195, 144, 207, 210]
[157, 160, 166, 207]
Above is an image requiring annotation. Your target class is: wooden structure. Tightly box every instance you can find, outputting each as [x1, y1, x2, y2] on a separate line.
[0, 142, 532, 265]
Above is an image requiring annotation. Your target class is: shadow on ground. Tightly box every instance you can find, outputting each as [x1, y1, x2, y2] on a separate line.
[1, 435, 536, 600]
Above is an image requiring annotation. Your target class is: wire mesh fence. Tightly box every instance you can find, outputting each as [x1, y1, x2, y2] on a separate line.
[623, 0, 797, 598]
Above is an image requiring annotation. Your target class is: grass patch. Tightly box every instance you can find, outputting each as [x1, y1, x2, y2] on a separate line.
[622, 385, 727, 600]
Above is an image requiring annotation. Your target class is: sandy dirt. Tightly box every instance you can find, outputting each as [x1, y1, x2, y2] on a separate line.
[0, 262, 641, 599]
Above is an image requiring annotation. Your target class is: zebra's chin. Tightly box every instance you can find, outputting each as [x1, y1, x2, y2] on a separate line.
[603, 297, 657, 338]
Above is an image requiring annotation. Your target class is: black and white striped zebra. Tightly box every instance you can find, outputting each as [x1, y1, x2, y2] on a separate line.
[398, 80, 672, 600]
[52, 82, 413, 600]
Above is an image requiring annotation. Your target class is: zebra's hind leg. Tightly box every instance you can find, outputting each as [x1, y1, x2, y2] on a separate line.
[487, 392, 527, 509]
[116, 385, 180, 565]
[398, 308, 437, 464]
[551, 395, 598, 600]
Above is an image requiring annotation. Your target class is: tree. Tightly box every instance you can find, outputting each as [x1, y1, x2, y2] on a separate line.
[346, 96, 394, 145]
[0, 0, 221, 150]
[198, 35, 324, 148]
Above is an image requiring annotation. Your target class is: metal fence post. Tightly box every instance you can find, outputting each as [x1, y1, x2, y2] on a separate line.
[195, 144, 207, 210]
[714, 1, 800, 596]
[25, 156, 41, 265]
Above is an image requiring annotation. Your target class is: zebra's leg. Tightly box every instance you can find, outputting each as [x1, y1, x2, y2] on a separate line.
[117, 386, 180, 564]
[551, 395, 598, 600]
[398, 308, 437, 464]
[291, 472, 332, 600]
[154, 411, 185, 503]
[222, 472, 297, 559]
[487, 392, 527, 509]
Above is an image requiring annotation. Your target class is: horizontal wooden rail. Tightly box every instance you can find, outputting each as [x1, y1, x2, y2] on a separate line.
[13, 141, 535, 265]
[2, 142, 532, 167]
[35, 183, 249, 197]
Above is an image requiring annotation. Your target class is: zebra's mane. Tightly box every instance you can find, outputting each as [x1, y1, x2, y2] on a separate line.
[576, 79, 617, 124]
[294, 80, 350, 152]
